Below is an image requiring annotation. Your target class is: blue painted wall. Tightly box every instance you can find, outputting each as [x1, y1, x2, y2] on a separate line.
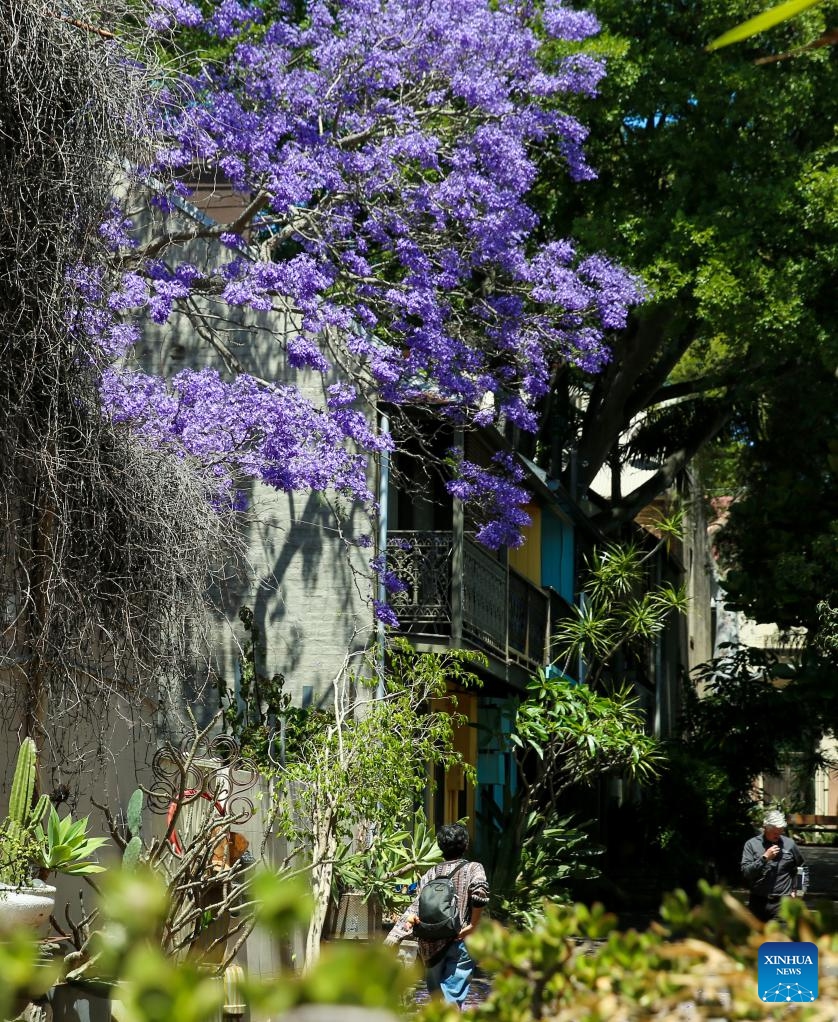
[475, 702, 517, 852]
[541, 509, 574, 600]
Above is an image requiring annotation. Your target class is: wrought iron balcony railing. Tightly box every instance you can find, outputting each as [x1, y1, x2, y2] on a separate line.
[387, 530, 554, 671]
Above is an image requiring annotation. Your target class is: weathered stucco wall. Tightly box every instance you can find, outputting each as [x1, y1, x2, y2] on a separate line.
[134, 222, 376, 710]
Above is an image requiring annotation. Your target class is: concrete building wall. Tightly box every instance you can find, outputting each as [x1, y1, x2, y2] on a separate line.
[210, 481, 375, 703]
[133, 222, 377, 707]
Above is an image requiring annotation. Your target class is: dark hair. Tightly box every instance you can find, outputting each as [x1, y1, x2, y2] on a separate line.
[436, 823, 469, 860]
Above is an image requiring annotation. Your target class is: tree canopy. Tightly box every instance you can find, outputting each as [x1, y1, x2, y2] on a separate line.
[528, 0, 837, 555]
[714, 362, 838, 633]
[73, 0, 647, 554]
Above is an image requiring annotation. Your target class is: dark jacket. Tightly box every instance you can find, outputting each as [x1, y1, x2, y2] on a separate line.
[741, 833, 804, 898]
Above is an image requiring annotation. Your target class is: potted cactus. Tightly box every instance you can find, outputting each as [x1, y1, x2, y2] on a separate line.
[0, 737, 55, 930]
[0, 738, 107, 932]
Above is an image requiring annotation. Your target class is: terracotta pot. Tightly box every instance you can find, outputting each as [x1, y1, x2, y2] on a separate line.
[0, 882, 56, 932]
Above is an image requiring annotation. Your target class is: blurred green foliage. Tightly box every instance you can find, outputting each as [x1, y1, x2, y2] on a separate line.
[8, 867, 838, 1022]
[1, 869, 415, 1021]
[0, 931, 59, 1020]
[425, 884, 838, 1021]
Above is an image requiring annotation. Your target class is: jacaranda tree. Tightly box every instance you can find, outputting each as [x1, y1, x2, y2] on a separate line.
[2, 0, 643, 773]
[78, 0, 644, 560]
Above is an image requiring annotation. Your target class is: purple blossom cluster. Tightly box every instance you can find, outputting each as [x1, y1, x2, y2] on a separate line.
[541, 0, 600, 42]
[373, 599, 400, 628]
[446, 451, 533, 550]
[370, 554, 409, 596]
[138, 0, 643, 401]
[99, 366, 390, 505]
[99, 201, 138, 251]
[80, 0, 646, 568]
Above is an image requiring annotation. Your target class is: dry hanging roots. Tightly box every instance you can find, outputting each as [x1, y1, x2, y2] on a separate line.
[0, 0, 238, 785]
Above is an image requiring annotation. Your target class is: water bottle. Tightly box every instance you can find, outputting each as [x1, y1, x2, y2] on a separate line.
[797, 865, 809, 896]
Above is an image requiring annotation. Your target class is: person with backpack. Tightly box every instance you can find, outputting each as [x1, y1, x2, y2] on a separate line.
[385, 822, 490, 1009]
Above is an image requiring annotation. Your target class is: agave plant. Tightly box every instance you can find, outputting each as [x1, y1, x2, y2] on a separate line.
[34, 806, 108, 877]
[333, 809, 443, 914]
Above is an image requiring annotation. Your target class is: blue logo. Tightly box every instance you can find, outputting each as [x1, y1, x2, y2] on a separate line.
[758, 941, 818, 1002]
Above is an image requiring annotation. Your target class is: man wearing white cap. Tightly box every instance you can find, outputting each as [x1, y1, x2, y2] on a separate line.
[741, 810, 805, 922]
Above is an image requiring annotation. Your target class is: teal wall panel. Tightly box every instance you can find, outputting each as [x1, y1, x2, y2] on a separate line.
[541, 510, 574, 599]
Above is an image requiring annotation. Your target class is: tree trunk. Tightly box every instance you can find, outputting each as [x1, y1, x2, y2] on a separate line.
[303, 812, 338, 970]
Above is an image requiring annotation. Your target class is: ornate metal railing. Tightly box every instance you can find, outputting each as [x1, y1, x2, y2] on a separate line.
[508, 569, 549, 666]
[388, 530, 550, 669]
[462, 540, 507, 658]
[388, 532, 453, 633]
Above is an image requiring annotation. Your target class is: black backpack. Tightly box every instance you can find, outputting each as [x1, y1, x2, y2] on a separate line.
[412, 860, 468, 941]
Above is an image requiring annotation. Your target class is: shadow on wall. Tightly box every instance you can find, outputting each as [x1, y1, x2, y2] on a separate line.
[142, 284, 376, 702]
[211, 486, 373, 701]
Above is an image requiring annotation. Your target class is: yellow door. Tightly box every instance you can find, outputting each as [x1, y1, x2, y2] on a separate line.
[431, 690, 478, 839]
[508, 503, 541, 587]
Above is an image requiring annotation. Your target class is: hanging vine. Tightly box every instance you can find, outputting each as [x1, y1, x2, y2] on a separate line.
[0, 1, 237, 789]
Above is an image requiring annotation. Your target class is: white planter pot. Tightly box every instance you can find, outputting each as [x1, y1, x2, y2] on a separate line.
[0, 882, 56, 932]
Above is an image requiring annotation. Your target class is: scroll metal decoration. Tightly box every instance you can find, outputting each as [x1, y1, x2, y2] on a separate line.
[146, 732, 260, 826]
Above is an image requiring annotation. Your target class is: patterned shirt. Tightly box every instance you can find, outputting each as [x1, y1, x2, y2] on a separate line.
[384, 858, 490, 962]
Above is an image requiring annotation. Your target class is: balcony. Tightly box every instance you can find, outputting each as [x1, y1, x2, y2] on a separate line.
[387, 530, 561, 673]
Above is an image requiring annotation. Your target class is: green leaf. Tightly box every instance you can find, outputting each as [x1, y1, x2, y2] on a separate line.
[47, 807, 60, 847]
[60, 861, 106, 875]
[36, 807, 108, 874]
[707, 0, 824, 50]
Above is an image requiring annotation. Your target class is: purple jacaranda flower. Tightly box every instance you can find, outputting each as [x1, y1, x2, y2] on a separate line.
[80, 0, 646, 564]
[147, 0, 203, 30]
[445, 449, 531, 548]
[99, 201, 137, 250]
[373, 600, 400, 627]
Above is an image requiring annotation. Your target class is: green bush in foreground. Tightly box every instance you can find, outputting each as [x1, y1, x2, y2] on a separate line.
[421, 885, 838, 1022]
[0, 869, 415, 1022]
[5, 874, 838, 1021]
